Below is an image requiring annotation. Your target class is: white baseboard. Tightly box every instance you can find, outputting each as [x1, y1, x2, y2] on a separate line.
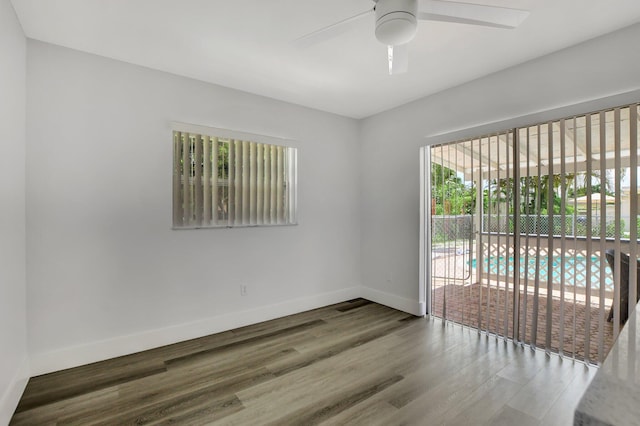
[29, 285, 425, 376]
[29, 286, 363, 376]
[360, 287, 426, 316]
[0, 356, 29, 426]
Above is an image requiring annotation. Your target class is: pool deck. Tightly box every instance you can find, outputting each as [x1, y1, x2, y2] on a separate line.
[432, 247, 616, 362]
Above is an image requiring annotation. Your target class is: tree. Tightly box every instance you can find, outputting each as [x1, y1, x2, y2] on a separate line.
[569, 169, 625, 198]
[431, 163, 476, 215]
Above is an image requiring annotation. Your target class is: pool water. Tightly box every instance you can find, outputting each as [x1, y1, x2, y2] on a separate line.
[470, 255, 614, 290]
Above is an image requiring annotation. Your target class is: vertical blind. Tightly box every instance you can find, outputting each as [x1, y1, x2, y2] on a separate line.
[429, 103, 640, 364]
[173, 131, 297, 228]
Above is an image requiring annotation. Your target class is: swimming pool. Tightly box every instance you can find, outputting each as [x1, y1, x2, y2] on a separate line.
[470, 255, 614, 291]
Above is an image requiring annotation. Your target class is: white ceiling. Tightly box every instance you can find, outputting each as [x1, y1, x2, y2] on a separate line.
[10, 0, 640, 118]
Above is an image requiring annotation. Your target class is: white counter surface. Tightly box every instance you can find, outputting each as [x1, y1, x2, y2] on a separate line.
[575, 306, 640, 425]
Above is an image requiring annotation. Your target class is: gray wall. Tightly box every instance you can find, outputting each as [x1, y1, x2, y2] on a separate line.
[359, 23, 640, 306]
[0, 0, 28, 423]
[26, 41, 362, 374]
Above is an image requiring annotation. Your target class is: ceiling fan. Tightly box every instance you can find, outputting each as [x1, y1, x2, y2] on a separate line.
[297, 0, 530, 75]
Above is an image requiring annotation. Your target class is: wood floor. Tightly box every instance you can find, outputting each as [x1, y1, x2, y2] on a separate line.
[11, 299, 596, 425]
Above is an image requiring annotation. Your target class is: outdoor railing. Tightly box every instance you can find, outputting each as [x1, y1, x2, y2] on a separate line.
[431, 214, 623, 242]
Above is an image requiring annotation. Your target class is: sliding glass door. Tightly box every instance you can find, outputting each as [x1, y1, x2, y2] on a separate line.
[424, 103, 640, 364]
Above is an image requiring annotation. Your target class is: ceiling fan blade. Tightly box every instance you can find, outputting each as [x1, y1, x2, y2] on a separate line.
[295, 8, 374, 47]
[388, 44, 409, 75]
[418, 0, 529, 29]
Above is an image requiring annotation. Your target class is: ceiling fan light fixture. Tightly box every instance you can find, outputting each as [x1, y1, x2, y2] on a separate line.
[374, 0, 418, 45]
[297, 0, 529, 76]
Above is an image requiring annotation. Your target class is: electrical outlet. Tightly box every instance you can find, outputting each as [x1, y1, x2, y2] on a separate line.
[240, 284, 248, 296]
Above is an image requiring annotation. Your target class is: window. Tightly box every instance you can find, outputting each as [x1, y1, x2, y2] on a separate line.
[172, 125, 297, 228]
